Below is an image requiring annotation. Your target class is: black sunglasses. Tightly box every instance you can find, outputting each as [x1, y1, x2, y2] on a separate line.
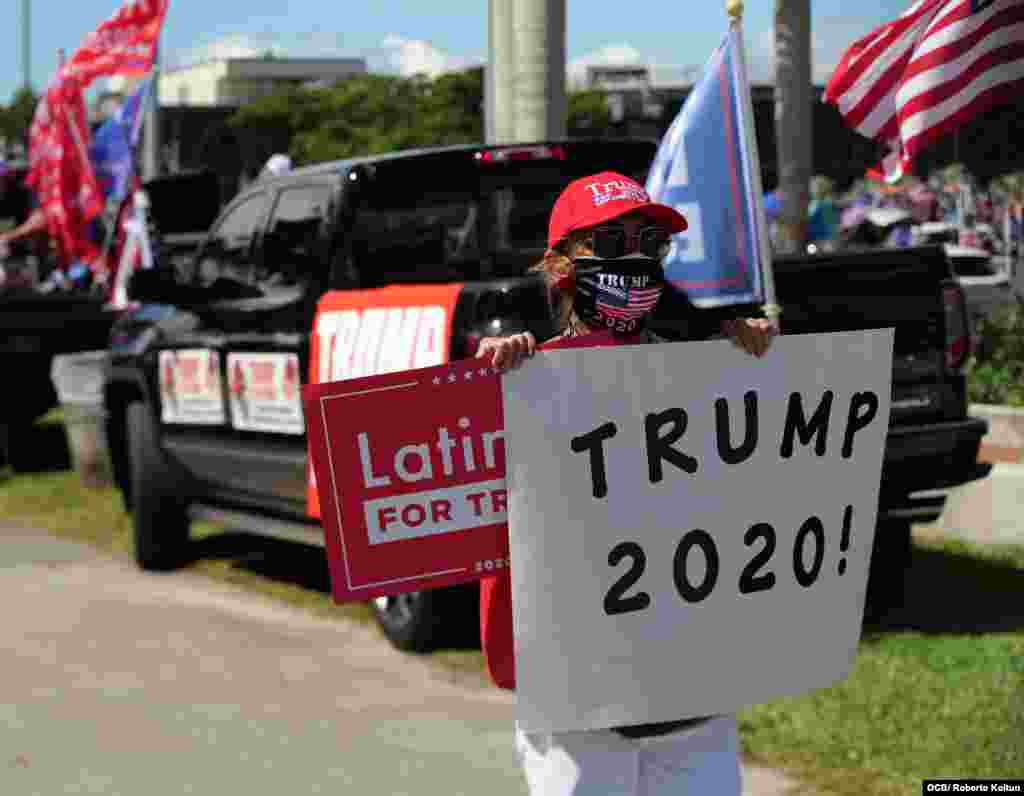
[586, 223, 672, 259]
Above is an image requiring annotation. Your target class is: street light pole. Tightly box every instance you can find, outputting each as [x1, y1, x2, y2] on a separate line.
[774, 0, 812, 255]
[21, 0, 31, 92]
[512, 0, 567, 142]
[486, 0, 516, 144]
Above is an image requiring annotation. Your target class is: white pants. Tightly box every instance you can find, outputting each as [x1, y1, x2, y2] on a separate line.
[515, 715, 742, 796]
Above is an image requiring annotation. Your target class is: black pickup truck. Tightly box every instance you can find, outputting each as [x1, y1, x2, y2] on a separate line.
[0, 170, 222, 469]
[103, 139, 990, 651]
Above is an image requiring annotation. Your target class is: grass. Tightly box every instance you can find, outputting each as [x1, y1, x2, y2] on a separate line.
[2, 420, 1022, 793]
[738, 534, 1024, 795]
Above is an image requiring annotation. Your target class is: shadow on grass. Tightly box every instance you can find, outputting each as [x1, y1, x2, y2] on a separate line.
[5, 421, 72, 473]
[872, 542, 1024, 635]
[189, 530, 334, 592]
[186, 529, 482, 650]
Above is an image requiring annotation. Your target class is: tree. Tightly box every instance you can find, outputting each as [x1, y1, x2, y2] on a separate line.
[0, 88, 39, 153]
[227, 68, 612, 167]
[568, 90, 612, 136]
[990, 172, 1024, 203]
[938, 162, 972, 188]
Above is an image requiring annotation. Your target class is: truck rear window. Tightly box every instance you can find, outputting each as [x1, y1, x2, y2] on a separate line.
[348, 142, 658, 284]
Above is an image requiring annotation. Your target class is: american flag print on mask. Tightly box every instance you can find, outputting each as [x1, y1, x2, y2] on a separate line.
[595, 282, 663, 322]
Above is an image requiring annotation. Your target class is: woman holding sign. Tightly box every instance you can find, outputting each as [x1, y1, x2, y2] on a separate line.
[476, 171, 775, 796]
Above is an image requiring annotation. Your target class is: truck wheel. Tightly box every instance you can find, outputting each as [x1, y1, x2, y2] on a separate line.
[863, 518, 911, 625]
[126, 401, 190, 571]
[372, 590, 443, 653]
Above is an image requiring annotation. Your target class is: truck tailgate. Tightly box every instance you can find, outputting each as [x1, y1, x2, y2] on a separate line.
[771, 245, 986, 496]
[771, 245, 957, 426]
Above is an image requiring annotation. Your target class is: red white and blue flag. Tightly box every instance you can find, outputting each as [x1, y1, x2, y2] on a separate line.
[646, 27, 770, 308]
[824, 0, 1024, 182]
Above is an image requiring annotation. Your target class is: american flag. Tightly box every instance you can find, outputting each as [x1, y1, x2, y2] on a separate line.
[596, 285, 663, 321]
[824, 0, 1024, 181]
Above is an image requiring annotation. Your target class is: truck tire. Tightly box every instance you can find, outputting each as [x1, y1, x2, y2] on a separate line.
[126, 401, 191, 571]
[863, 518, 911, 625]
[372, 590, 444, 653]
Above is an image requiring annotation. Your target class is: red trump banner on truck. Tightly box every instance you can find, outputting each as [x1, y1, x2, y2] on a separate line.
[302, 357, 508, 604]
[305, 284, 463, 518]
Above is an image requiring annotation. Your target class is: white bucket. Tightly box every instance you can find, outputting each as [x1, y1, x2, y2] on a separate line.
[50, 352, 113, 488]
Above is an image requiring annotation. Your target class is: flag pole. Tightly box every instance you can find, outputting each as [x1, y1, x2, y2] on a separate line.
[142, 42, 161, 180]
[726, 0, 781, 328]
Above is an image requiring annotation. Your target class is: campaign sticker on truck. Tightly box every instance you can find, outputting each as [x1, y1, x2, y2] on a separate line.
[227, 352, 304, 435]
[159, 349, 226, 426]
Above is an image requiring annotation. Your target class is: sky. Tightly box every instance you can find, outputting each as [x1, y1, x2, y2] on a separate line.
[2, 0, 916, 104]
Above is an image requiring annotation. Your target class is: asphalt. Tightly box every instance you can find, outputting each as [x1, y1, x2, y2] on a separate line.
[0, 526, 806, 796]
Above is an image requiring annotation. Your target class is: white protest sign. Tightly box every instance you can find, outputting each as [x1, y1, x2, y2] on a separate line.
[501, 330, 894, 734]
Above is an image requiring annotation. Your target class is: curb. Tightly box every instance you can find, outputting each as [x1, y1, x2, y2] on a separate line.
[924, 406, 1024, 545]
[970, 403, 1024, 453]
[926, 462, 1024, 547]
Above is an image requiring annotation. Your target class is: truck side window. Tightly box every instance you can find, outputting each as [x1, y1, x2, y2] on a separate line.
[350, 190, 479, 287]
[196, 193, 269, 287]
[260, 185, 329, 290]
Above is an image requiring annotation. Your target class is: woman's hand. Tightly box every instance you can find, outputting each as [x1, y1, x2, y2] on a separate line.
[721, 318, 778, 358]
[477, 332, 537, 372]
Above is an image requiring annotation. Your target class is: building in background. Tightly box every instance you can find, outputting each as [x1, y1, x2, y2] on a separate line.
[581, 63, 882, 190]
[99, 58, 367, 201]
[159, 56, 367, 107]
[584, 65, 664, 124]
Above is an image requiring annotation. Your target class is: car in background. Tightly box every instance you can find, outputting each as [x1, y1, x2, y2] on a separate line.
[912, 222, 1020, 327]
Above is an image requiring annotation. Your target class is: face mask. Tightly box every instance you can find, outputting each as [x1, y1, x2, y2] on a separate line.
[570, 254, 665, 336]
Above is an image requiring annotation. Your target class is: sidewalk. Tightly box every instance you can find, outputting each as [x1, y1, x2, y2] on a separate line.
[0, 527, 806, 796]
[919, 405, 1024, 548]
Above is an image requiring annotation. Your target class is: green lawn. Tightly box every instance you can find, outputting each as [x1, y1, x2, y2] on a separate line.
[2, 453, 1022, 794]
[740, 535, 1024, 795]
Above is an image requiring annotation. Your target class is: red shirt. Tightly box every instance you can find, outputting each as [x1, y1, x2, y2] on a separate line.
[479, 329, 652, 690]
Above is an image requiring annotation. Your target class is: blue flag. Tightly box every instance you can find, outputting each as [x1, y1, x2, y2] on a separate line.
[646, 29, 768, 308]
[91, 75, 151, 204]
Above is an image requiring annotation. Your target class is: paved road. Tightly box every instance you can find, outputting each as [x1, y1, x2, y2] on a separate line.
[0, 527, 803, 796]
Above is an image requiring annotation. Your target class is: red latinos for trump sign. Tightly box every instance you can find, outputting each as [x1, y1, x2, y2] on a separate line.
[302, 358, 509, 603]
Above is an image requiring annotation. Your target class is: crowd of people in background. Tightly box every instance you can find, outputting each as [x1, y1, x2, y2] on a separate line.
[4, 139, 1024, 300]
[765, 169, 1024, 259]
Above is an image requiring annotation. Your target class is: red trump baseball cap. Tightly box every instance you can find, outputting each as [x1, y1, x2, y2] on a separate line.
[547, 171, 688, 250]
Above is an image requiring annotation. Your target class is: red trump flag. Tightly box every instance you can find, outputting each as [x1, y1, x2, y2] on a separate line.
[26, 75, 105, 268]
[64, 0, 169, 85]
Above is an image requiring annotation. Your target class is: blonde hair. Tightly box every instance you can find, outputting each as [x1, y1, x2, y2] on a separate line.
[529, 231, 592, 331]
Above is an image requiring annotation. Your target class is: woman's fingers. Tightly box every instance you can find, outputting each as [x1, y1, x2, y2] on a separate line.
[723, 318, 777, 358]
[523, 331, 537, 358]
[746, 318, 776, 357]
[478, 333, 536, 372]
[506, 332, 536, 369]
